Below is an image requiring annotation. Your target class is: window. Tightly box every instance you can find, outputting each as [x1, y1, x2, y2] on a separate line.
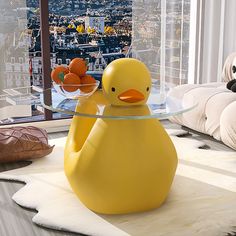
[66, 58, 71, 65]
[132, 0, 191, 85]
[0, 0, 193, 125]
[11, 57, 16, 64]
[19, 57, 24, 64]
[57, 58, 62, 65]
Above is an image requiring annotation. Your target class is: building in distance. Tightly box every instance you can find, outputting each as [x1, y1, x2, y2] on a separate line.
[85, 16, 105, 34]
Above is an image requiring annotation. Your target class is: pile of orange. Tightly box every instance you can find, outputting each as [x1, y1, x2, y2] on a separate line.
[51, 58, 96, 93]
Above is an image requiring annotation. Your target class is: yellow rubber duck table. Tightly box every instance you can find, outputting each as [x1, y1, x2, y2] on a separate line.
[42, 59, 196, 215]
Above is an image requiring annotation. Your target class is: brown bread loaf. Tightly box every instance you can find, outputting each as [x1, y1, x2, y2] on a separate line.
[0, 126, 54, 163]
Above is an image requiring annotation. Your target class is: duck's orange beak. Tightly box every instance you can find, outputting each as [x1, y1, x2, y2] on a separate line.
[118, 89, 145, 103]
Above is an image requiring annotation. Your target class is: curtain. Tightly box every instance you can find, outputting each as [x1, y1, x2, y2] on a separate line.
[196, 0, 236, 84]
[132, 0, 191, 86]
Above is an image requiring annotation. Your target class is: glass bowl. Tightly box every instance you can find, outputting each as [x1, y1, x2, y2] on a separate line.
[53, 80, 100, 99]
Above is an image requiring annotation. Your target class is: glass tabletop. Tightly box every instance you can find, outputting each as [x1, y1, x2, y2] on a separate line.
[41, 88, 197, 120]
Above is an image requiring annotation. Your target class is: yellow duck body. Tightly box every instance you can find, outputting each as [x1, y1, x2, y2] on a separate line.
[64, 59, 178, 214]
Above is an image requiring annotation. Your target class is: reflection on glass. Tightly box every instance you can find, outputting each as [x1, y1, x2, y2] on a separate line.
[132, 0, 191, 85]
[0, 1, 31, 90]
[0, 1, 45, 124]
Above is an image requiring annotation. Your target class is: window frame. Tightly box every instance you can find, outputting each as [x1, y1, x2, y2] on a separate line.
[39, 0, 53, 121]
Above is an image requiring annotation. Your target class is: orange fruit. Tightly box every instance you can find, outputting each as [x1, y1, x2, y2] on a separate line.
[80, 75, 97, 93]
[69, 58, 88, 77]
[62, 73, 81, 92]
[51, 66, 69, 84]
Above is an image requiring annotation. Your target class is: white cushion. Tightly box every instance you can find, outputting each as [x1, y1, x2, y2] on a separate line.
[169, 83, 236, 150]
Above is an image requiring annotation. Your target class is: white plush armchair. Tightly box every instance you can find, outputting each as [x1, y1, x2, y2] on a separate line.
[169, 83, 236, 150]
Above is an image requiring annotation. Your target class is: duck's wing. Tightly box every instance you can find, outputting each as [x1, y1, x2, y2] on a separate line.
[64, 97, 98, 171]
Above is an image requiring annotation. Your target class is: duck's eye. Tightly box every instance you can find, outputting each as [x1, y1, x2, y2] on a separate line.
[111, 87, 116, 92]
[146, 87, 150, 92]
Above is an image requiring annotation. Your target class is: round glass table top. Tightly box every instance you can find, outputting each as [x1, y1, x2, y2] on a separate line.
[41, 89, 197, 120]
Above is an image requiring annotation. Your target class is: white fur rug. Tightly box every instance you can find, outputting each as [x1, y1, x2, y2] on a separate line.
[0, 129, 236, 236]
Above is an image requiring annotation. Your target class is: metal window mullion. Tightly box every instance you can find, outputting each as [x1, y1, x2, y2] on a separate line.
[39, 0, 52, 120]
[179, 0, 184, 85]
[195, 0, 204, 84]
[217, 0, 225, 82]
[160, 0, 166, 100]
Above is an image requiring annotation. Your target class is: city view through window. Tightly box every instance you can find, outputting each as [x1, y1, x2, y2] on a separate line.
[28, 0, 132, 87]
[0, 0, 191, 124]
[132, 0, 191, 84]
